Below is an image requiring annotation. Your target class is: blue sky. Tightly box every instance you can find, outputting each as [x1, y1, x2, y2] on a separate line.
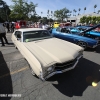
[3, 0, 100, 17]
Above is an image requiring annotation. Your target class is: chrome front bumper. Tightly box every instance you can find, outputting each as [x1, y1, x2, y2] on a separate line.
[93, 40, 100, 48]
[93, 45, 98, 48]
[41, 55, 83, 81]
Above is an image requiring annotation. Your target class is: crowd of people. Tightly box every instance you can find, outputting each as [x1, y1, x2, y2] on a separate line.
[27, 22, 53, 29]
[3, 22, 15, 33]
[0, 21, 53, 47]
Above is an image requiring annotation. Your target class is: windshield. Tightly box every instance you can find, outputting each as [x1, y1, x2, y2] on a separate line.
[78, 27, 87, 31]
[23, 30, 52, 42]
[70, 27, 80, 34]
[78, 26, 93, 30]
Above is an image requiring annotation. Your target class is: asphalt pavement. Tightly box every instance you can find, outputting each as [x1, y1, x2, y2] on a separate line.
[0, 32, 100, 100]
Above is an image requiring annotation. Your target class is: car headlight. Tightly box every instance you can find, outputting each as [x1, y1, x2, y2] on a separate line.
[47, 65, 55, 72]
[47, 67, 53, 72]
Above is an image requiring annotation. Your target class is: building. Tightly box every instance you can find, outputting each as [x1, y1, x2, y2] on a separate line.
[67, 13, 100, 25]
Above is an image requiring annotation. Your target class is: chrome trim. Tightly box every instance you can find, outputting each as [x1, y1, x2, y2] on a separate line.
[88, 44, 98, 48]
[93, 45, 98, 48]
[41, 55, 83, 81]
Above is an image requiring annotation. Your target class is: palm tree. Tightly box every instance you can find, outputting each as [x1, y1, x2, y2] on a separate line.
[94, 4, 97, 13]
[78, 8, 81, 15]
[97, 10, 100, 14]
[47, 10, 49, 15]
[84, 7, 86, 14]
[73, 9, 77, 16]
[51, 11, 53, 16]
[41, 12, 43, 17]
[0, 0, 9, 21]
[47, 10, 50, 18]
[74, 10, 77, 16]
[73, 9, 75, 16]
[51, 11, 54, 19]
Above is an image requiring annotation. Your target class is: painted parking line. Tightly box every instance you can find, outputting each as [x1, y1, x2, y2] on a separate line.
[0, 66, 29, 79]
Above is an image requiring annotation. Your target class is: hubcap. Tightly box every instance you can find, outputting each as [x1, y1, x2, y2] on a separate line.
[78, 42, 86, 48]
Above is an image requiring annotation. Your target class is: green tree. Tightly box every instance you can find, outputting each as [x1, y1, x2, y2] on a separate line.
[0, 16, 4, 22]
[10, 0, 37, 20]
[54, 7, 71, 22]
[96, 16, 100, 23]
[94, 4, 97, 13]
[30, 15, 41, 22]
[86, 16, 92, 24]
[91, 16, 97, 24]
[80, 16, 87, 24]
[0, 0, 10, 21]
[24, 2, 37, 18]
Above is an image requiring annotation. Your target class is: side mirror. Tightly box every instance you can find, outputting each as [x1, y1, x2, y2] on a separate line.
[17, 38, 21, 40]
[17, 34, 21, 38]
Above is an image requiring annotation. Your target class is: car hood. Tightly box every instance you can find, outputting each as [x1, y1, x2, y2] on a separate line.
[81, 24, 100, 33]
[89, 31, 100, 36]
[52, 28, 97, 43]
[23, 38, 83, 68]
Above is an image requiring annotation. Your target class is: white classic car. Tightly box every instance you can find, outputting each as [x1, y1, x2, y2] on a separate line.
[12, 28, 84, 81]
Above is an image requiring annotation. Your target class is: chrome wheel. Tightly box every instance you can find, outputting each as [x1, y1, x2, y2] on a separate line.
[77, 41, 87, 49]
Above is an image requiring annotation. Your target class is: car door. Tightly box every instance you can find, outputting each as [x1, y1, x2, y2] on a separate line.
[53, 27, 61, 37]
[12, 31, 22, 51]
[58, 28, 75, 43]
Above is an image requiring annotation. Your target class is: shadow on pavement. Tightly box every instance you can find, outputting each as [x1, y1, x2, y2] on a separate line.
[86, 45, 100, 53]
[47, 58, 100, 97]
[0, 43, 14, 48]
[7, 43, 14, 45]
[0, 51, 13, 100]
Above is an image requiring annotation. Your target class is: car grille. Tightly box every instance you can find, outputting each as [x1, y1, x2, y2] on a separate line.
[55, 58, 77, 70]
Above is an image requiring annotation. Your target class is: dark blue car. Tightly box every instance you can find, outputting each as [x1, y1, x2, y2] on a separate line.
[76, 25, 100, 40]
[52, 27, 99, 49]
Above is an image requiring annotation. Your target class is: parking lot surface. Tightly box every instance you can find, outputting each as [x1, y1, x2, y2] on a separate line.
[0, 32, 100, 100]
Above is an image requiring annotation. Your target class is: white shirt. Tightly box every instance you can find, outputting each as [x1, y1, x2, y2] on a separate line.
[42, 25, 45, 29]
[0, 24, 6, 33]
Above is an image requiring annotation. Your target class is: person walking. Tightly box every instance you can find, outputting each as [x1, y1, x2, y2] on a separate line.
[11, 22, 15, 32]
[42, 23, 45, 29]
[0, 23, 9, 46]
[6, 22, 10, 33]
